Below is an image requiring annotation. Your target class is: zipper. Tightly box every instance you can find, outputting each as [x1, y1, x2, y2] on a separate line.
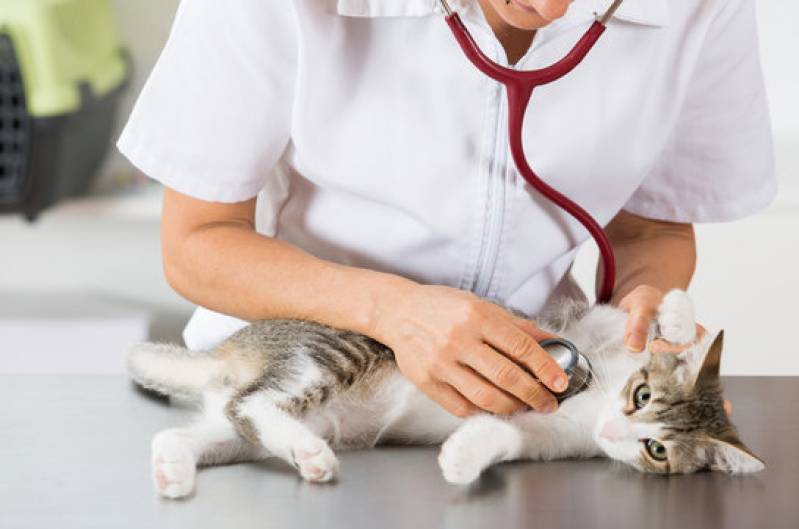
[468, 22, 583, 298]
[471, 71, 509, 299]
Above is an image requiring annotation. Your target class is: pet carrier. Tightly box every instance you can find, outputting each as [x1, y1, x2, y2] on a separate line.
[0, 0, 129, 220]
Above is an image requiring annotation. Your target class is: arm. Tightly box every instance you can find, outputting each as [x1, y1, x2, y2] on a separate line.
[160, 187, 569, 416]
[604, 210, 732, 415]
[602, 210, 697, 352]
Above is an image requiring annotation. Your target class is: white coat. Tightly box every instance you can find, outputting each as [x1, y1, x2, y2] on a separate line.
[118, 0, 776, 350]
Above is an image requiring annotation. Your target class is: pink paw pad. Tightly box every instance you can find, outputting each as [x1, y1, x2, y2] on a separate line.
[153, 458, 168, 490]
[293, 446, 339, 482]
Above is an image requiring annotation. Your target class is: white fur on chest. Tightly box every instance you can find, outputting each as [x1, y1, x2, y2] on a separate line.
[307, 372, 461, 449]
[311, 306, 650, 454]
[147, 290, 739, 499]
[568, 306, 651, 396]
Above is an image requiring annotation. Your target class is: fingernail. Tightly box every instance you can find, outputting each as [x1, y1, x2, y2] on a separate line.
[541, 401, 558, 414]
[626, 333, 645, 352]
[552, 377, 569, 393]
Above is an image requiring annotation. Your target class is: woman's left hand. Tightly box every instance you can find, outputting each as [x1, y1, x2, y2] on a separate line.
[618, 285, 730, 415]
[618, 285, 705, 354]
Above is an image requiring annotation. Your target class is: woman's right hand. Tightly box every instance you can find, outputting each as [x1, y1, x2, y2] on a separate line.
[371, 284, 569, 418]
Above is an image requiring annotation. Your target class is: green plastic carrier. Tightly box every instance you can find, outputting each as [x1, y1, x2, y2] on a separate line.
[0, 0, 129, 220]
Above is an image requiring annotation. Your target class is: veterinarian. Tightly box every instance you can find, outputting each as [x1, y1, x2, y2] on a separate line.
[118, 0, 775, 418]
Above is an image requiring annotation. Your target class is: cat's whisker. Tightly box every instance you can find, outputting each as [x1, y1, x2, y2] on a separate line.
[589, 354, 611, 397]
[130, 290, 762, 498]
[578, 334, 613, 397]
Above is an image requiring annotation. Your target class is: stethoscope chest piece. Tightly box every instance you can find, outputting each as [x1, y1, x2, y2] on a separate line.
[539, 338, 593, 402]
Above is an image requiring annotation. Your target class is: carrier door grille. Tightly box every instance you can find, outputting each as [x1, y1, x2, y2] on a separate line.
[0, 33, 31, 203]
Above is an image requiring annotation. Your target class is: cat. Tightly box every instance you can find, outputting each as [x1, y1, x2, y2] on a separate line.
[127, 290, 764, 499]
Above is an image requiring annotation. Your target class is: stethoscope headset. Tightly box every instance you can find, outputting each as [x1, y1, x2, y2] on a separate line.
[438, 0, 625, 305]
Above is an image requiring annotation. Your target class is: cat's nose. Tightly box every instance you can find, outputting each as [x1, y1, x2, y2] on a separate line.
[598, 419, 631, 442]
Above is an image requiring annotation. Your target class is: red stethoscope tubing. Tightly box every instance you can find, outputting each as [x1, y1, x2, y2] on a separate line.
[444, 14, 616, 304]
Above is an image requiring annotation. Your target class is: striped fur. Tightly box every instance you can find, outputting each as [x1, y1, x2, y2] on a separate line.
[129, 291, 764, 499]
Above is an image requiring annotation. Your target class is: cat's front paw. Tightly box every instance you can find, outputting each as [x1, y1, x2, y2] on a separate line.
[657, 290, 697, 345]
[438, 435, 487, 485]
[292, 439, 338, 483]
[152, 431, 197, 499]
[438, 415, 522, 485]
[439, 416, 521, 485]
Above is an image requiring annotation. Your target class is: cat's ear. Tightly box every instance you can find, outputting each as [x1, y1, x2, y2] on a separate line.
[705, 437, 765, 474]
[678, 331, 723, 388]
[695, 330, 723, 385]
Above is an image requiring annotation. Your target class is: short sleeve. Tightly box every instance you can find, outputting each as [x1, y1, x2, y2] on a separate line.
[623, 0, 777, 223]
[117, 0, 298, 203]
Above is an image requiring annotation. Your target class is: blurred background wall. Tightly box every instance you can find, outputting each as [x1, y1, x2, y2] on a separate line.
[576, 0, 799, 376]
[0, 0, 796, 374]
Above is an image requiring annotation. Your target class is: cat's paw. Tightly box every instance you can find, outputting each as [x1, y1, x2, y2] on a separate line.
[292, 439, 338, 483]
[657, 290, 696, 345]
[438, 416, 521, 485]
[152, 431, 197, 499]
[439, 434, 488, 485]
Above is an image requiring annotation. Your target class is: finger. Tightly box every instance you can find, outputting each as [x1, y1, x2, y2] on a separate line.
[482, 320, 569, 394]
[619, 285, 662, 312]
[424, 382, 481, 419]
[464, 345, 559, 414]
[499, 313, 566, 392]
[444, 365, 527, 416]
[625, 308, 653, 353]
[507, 314, 558, 342]
[650, 324, 707, 354]
[724, 399, 732, 417]
[650, 339, 681, 354]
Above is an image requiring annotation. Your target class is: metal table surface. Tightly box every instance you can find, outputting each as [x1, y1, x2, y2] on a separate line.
[1, 375, 796, 529]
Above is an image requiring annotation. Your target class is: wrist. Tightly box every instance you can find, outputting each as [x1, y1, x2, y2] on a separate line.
[335, 265, 419, 344]
[369, 275, 421, 345]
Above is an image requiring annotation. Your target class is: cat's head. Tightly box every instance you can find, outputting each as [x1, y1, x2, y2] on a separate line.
[594, 332, 764, 474]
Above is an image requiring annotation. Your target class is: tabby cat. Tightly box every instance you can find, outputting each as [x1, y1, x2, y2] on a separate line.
[127, 290, 763, 499]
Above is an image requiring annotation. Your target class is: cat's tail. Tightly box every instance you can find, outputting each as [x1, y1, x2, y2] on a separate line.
[126, 342, 224, 401]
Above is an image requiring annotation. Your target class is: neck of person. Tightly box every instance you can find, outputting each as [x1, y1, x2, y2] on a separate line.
[478, 0, 537, 65]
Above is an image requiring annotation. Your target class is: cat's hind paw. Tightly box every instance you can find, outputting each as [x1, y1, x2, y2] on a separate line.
[293, 440, 339, 483]
[152, 431, 197, 499]
[657, 289, 697, 345]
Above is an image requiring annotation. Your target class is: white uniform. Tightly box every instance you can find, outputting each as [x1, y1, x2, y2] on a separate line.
[118, 0, 776, 350]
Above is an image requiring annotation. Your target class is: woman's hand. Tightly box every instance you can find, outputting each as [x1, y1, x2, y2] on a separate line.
[372, 285, 569, 418]
[604, 211, 699, 353]
[618, 285, 705, 354]
[619, 285, 730, 416]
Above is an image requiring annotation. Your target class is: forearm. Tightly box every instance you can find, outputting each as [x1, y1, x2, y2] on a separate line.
[161, 197, 414, 339]
[159, 188, 569, 416]
[602, 211, 696, 306]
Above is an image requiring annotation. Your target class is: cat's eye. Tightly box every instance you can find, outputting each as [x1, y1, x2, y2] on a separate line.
[645, 439, 668, 461]
[633, 384, 651, 409]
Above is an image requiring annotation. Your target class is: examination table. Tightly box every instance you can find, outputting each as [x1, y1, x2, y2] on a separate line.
[0, 376, 796, 529]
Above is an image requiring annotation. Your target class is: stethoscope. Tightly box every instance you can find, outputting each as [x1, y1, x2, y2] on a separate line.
[438, 0, 625, 305]
[539, 338, 593, 400]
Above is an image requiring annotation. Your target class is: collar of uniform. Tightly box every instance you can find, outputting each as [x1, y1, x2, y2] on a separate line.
[332, 0, 484, 20]
[332, 0, 668, 27]
[589, 0, 669, 27]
